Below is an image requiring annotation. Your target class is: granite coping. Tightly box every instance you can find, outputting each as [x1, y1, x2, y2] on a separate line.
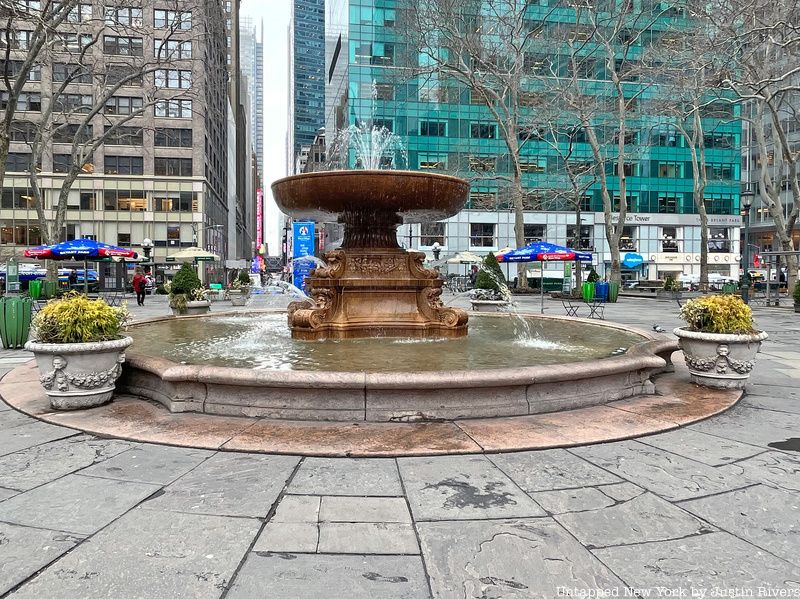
[0, 358, 742, 457]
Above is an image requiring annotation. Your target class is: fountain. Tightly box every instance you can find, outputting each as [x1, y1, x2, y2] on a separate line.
[273, 170, 469, 340]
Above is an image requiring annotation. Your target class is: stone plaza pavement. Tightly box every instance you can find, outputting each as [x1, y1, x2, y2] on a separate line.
[0, 295, 798, 598]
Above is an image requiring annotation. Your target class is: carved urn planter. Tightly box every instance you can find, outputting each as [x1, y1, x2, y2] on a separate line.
[470, 300, 510, 312]
[25, 337, 133, 410]
[171, 300, 211, 316]
[673, 328, 768, 389]
[228, 290, 248, 306]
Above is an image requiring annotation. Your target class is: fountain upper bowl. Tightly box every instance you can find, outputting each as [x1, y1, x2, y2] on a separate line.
[271, 170, 470, 223]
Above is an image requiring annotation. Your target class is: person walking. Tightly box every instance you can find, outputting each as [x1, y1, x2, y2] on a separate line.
[132, 268, 146, 306]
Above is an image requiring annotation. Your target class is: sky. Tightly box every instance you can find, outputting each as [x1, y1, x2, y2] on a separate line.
[241, 0, 291, 255]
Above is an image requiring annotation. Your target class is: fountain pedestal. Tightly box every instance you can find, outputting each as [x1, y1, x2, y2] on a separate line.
[272, 171, 471, 341]
[289, 246, 467, 340]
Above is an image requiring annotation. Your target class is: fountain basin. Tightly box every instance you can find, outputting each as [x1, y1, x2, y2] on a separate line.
[119, 312, 676, 422]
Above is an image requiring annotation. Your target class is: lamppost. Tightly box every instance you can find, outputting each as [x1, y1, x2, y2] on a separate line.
[740, 187, 754, 304]
[140, 238, 154, 275]
[431, 242, 441, 260]
[190, 223, 223, 247]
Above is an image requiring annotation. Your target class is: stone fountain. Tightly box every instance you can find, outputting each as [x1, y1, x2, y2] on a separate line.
[272, 170, 469, 340]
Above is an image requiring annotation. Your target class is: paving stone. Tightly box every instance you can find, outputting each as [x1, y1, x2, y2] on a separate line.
[0, 436, 131, 492]
[288, 458, 403, 496]
[252, 522, 319, 553]
[398, 455, 544, 521]
[555, 492, 712, 549]
[272, 495, 321, 523]
[638, 428, 765, 466]
[319, 496, 411, 523]
[596, 482, 645, 501]
[689, 405, 800, 449]
[719, 451, 800, 493]
[571, 441, 750, 501]
[490, 449, 622, 492]
[530, 487, 616, 515]
[742, 386, 800, 414]
[226, 553, 431, 599]
[0, 521, 80, 595]
[680, 485, 800, 566]
[142, 452, 299, 518]
[0, 422, 76, 458]
[0, 401, 10, 411]
[0, 409, 37, 429]
[80, 444, 211, 485]
[8, 508, 260, 599]
[318, 522, 419, 555]
[418, 518, 623, 598]
[0, 487, 18, 502]
[0, 473, 159, 535]
[592, 531, 798, 591]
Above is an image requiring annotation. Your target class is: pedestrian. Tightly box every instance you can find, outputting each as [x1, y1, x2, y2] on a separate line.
[68, 269, 78, 289]
[132, 268, 146, 306]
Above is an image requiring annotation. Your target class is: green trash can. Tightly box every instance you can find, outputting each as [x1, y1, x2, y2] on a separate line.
[42, 280, 57, 298]
[608, 282, 620, 303]
[722, 282, 737, 294]
[29, 280, 42, 300]
[0, 297, 33, 349]
[581, 282, 595, 302]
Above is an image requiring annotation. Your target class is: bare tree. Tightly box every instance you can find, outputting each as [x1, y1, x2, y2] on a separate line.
[708, 0, 800, 290]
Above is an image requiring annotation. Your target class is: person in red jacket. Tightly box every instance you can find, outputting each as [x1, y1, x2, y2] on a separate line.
[132, 268, 146, 306]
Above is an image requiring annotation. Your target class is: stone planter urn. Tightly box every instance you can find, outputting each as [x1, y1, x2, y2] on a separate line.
[470, 299, 510, 312]
[25, 337, 133, 410]
[228, 290, 248, 306]
[184, 300, 211, 316]
[673, 328, 768, 389]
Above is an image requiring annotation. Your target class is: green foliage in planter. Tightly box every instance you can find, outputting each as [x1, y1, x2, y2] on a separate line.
[679, 294, 755, 334]
[155, 284, 168, 295]
[236, 271, 251, 286]
[663, 275, 679, 291]
[475, 253, 506, 293]
[586, 268, 600, 283]
[32, 292, 130, 343]
[170, 263, 201, 295]
[794, 281, 800, 304]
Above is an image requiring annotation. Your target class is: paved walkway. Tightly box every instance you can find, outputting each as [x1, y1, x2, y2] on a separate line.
[0, 296, 798, 597]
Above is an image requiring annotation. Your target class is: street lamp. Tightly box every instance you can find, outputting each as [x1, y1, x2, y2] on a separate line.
[740, 187, 755, 304]
[140, 238, 154, 275]
[191, 223, 223, 247]
[431, 241, 441, 260]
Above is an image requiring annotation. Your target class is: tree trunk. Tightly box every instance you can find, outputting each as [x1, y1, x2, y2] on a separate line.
[510, 174, 528, 289]
[574, 206, 583, 294]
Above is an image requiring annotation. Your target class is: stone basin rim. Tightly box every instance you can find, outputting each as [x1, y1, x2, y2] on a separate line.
[125, 310, 674, 390]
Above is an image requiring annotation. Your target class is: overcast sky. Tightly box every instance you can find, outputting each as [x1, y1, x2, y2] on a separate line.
[241, 0, 291, 255]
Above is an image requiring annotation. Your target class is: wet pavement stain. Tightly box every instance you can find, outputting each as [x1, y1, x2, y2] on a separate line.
[768, 438, 800, 452]
[422, 478, 517, 509]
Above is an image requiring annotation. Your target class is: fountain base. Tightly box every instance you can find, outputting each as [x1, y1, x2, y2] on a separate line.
[288, 248, 468, 340]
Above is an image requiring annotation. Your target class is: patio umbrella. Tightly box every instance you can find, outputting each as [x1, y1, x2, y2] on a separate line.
[497, 242, 593, 313]
[445, 251, 483, 264]
[167, 246, 220, 262]
[24, 238, 138, 294]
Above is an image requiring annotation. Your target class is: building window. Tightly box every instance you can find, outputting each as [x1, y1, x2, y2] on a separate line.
[154, 99, 192, 118]
[612, 162, 638, 176]
[470, 223, 495, 247]
[154, 39, 192, 59]
[468, 155, 496, 172]
[154, 157, 192, 177]
[418, 153, 447, 170]
[567, 225, 593, 250]
[154, 9, 192, 29]
[104, 6, 143, 26]
[657, 161, 683, 178]
[103, 190, 146, 211]
[708, 163, 735, 180]
[1, 92, 41, 112]
[167, 224, 181, 245]
[661, 227, 680, 252]
[420, 222, 445, 246]
[0, 30, 32, 50]
[80, 192, 95, 210]
[704, 194, 734, 215]
[703, 132, 736, 149]
[154, 192, 194, 211]
[0, 60, 41, 81]
[53, 154, 73, 173]
[470, 192, 497, 210]
[103, 36, 144, 56]
[519, 159, 546, 174]
[104, 156, 144, 175]
[5, 153, 36, 172]
[708, 227, 730, 253]
[653, 126, 679, 147]
[154, 128, 192, 147]
[106, 65, 143, 87]
[52, 63, 92, 83]
[117, 232, 131, 246]
[104, 96, 144, 115]
[620, 226, 637, 251]
[524, 224, 545, 244]
[53, 93, 93, 113]
[372, 118, 393, 132]
[420, 121, 447, 137]
[65, 3, 92, 22]
[55, 33, 93, 52]
[9, 121, 36, 142]
[104, 126, 143, 146]
[470, 123, 497, 139]
[53, 123, 92, 143]
[658, 195, 679, 213]
[154, 69, 192, 89]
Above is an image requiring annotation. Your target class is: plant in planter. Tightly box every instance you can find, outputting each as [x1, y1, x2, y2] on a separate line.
[673, 294, 768, 389]
[25, 293, 132, 409]
[228, 271, 251, 306]
[794, 281, 800, 313]
[168, 263, 210, 316]
[470, 253, 511, 311]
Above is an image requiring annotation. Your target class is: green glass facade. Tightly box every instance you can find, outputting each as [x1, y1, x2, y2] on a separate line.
[326, 0, 743, 280]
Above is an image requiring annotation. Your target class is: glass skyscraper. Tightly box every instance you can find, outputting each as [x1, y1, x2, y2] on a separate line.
[324, 0, 743, 282]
